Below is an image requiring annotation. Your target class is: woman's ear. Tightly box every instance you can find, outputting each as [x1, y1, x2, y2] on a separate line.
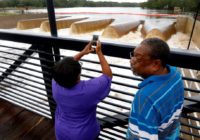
[77, 74, 81, 83]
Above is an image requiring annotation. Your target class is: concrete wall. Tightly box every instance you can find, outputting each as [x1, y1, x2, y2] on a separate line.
[176, 16, 200, 48]
[0, 14, 47, 29]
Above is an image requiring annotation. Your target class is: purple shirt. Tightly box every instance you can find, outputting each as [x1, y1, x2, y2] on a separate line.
[52, 74, 112, 140]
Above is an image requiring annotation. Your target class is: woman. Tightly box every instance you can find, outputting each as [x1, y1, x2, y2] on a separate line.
[52, 41, 112, 140]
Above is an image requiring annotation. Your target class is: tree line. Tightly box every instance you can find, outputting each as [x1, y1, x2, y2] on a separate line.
[0, 0, 198, 12]
[139, 0, 198, 12]
[0, 0, 138, 8]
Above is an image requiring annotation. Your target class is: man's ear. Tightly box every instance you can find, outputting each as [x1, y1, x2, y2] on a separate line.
[154, 59, 161, 66]
[152, 59, 162, 71]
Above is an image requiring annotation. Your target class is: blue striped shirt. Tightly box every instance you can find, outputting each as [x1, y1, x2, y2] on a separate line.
[127, 65, 184, 140]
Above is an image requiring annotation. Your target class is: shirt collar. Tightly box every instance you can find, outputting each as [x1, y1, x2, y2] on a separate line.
[138, 65, 176, 88]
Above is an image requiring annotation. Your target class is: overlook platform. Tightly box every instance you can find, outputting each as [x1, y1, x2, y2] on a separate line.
[0, 99, 55, 140]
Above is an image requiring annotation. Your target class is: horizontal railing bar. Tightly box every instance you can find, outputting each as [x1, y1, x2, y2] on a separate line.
[98, 104, 129, 117]
[0, 89, 50, 110]
[0, 50, 54, 63]
[82, 66, 140, 82]
[98, 117, 117, 127]
[0, 70, 52, 89]
[0, 60, 49, 75]
[112, 127, 127, 134]
[98, 117, 128, 130]
[0, 66, 51, 85]
[101, 129, 125, 139]
[1, 94, 51, 116]
[111, 88, 134, 97]
[0, 44, 60, 57]
[97, 111, 127, 123]
[81, 58, 132, 70]
[182, 114, 200, 122]
[0, 65, 45, 81]
[181, 121, 200, 130]
[0, 82, 50, 104]
[111, 80, 139, 89]
[99, 132, 114, 140]
[184, 87, 200, 94]
[107, 95, 132, 104]
[102, 100, 130, 110]
[180, 130, 200, 138]
[98, 115, 128, 131]
[82, 74, 138, 89]
[184, 97, 200, 103]
[183, 76, 200, 83]
[0, 55, 52, 70]
[0, 76, 54, 100]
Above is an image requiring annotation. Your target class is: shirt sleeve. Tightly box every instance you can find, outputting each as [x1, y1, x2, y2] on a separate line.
[85, 74, 112, 101]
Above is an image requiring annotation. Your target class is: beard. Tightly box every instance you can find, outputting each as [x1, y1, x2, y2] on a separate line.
[131, 66, 139, 76]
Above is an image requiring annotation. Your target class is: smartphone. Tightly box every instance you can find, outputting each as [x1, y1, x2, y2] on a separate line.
[92, 35, 99, 48]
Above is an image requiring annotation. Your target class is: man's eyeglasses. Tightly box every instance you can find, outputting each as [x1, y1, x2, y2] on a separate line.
[130, 52, 134, 59]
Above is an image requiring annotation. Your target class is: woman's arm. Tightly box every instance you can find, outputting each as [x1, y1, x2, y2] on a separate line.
[73, 40, 112, 78]
[96, 41, 112, 78]
[74, 41, 94, 61]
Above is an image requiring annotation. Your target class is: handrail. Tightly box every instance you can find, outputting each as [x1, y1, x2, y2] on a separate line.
[0, 30, 200, 70]
[0, 30, 200, 139]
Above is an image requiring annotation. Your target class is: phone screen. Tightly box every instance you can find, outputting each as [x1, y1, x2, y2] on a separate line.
[92, 35, 99, 47]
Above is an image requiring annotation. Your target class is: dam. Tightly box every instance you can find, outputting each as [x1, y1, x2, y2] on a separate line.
[0, 7, 200, 140]
[3, 11, 199, 51]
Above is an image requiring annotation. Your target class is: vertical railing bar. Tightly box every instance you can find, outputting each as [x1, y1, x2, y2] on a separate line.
[46, 0, 60, 62]
[38, 44, 56, 119]
[187, 1, 200, 50]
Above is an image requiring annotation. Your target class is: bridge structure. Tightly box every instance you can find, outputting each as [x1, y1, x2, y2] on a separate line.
[0, 0, 200, 140]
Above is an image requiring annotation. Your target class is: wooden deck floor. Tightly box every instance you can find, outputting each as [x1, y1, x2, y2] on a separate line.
[0, 99, 55, 140]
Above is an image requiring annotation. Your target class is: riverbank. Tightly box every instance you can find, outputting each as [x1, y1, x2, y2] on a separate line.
[0, 13, 47, 29]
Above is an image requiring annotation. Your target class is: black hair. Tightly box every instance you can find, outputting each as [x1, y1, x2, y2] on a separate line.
[141, 38, 170, 67]
[52, 57, 81, 88]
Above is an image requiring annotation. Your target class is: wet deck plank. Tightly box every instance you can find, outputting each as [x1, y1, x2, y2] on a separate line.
[0, 99, 55, 140]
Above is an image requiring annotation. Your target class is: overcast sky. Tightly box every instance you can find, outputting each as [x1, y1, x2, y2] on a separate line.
[90, 0, 147, 3]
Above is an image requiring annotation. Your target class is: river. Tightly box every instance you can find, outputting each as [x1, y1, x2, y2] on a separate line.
[16, 7, 196, 51]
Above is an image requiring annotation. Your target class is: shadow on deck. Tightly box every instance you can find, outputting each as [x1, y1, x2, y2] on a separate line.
[0, 99, 55, 140]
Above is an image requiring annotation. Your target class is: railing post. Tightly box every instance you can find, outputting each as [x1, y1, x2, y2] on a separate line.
[187, 1, 200, 50]
[38, 45, 56, 119]
[46, 0, 60, 62]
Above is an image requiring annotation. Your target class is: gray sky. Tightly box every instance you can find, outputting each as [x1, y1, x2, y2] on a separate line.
[90, 0, 147, 3]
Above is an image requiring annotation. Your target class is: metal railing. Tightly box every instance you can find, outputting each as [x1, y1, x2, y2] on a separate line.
[0, 30, 200, 139]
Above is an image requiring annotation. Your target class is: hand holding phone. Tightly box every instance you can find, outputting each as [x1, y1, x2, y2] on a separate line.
[92, 35, 99, 48]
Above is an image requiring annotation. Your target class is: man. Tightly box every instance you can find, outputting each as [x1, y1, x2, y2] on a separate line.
[127, 38, 184, 140]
